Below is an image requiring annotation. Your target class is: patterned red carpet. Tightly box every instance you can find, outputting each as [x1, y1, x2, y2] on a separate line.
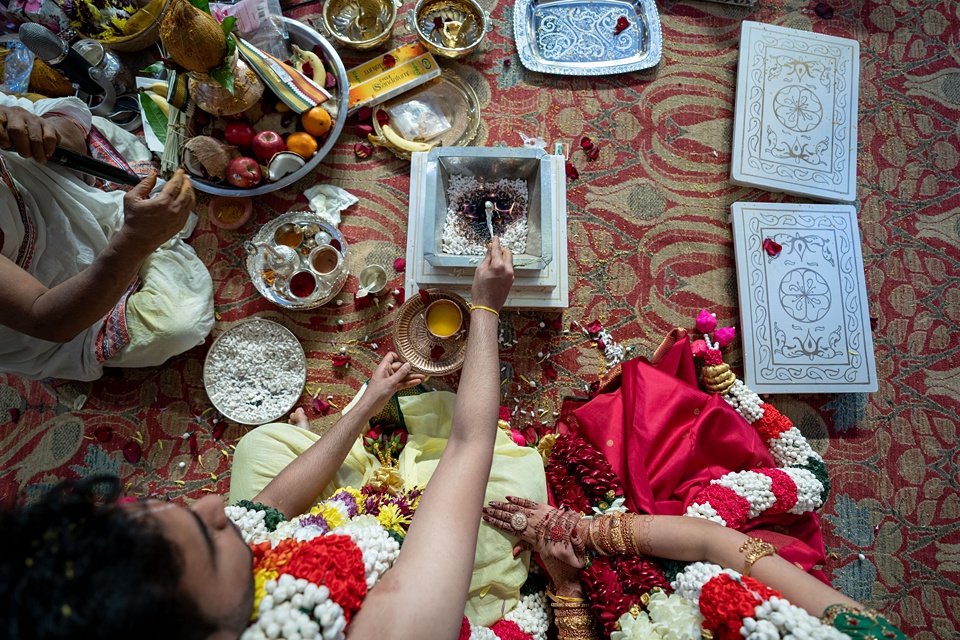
[2, 0, 958, 636]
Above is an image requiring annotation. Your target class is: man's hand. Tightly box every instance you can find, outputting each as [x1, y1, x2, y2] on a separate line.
[119, 170, 196, 253]
[359, 352, 425, 418]
[0, 105, 61, 163]
[471, 236, 514, 312]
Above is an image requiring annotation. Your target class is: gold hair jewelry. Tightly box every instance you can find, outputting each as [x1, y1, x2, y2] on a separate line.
[739, 537, 777, 576]
[468, 304, 499, 318]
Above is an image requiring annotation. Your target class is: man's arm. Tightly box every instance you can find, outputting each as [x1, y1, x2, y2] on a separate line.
[252, 353, 424, 519]
[348, 237, 514, 640]
[0, 169, 195, 342]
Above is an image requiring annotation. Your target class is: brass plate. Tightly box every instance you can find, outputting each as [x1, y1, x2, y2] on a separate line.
[393, 289, 470, 375]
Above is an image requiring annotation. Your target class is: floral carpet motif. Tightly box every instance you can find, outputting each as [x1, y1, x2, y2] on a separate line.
[1, 0, 959, 636]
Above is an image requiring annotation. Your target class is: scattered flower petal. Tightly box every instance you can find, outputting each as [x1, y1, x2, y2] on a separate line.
[614, 16, 630, 35]
[393, 257, 406, 273]
[332, 354, 351, 367]
[597, 339, 606, 350]
[499, 406, 511, 422]
[354, 142, 373, 159]
[696, 310, 718, 333]
[382, 54, 396, 69]
[419, 289, 431, 305]
[8, 407, 20, 424]
[565, 161, 579, 180]
[355, 123, 373, 136]
[94, 426, 113, 442]
[870, 317, 878, 330]
[714, 326, 737, 347]
[123, 441, 142, 464]
[324, 71, 337, 89]
[814, 2, 834, 19]
[762, 237, 783, 257]
[586, 146, 600, 160]
[543, 362, 558, 380]
[580, 136, 594, 151]
[588, 380, 600, 397]
[395, 287, 406, 304]
[212, 421, 227, 440]
[314, 397, 331, 414]
[585, 320, 603, 334]
[503, 58, 511, 67]
[510, 429, 527, 446]
[189, 433, 199, 455]
[521, 426, 539, 446]
[376, 109, 390, 126]
[356, 105, 372, 122]
[430, 344, 445, 360]
[569, 321, 579, 332]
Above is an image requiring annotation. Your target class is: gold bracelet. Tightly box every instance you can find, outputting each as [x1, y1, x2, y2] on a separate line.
[609, 512, 629, 554]
[547, 591, 585, 603]
[595, 515, 616, 556]
[468, 304, 500, 318]
[739, 537, 777, 576]
[623, 513, 641, 556]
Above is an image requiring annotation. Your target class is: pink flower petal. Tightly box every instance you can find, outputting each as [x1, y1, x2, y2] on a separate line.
[355, 123, 374, 136]
[814, 2, 834, 19]
[382, 54, 396, 69]
[580, 136, 594, 151]
[94, 426, 113, 442]
[376, 109, 390, 126]
[123, 441, 142, 464]
[510, 429, 527, 446]
[189, 433, 199, 455]
[332, 354, 352, 367]
[393, 258, 406, 272]
[430, 344, 445, 360]
[696, 310, 718, 333]
[586, 146, 600, 161]
[354, 142, 373, 159]
[499, 406, 511, 422]
[356, 106, 372, 122]
[585, 320, 603, 334]
[212, 422, 227, 440]
[714, 326, 737, 347]
[419, 289, 431, 305]
[614, 15, 630, 35]
[314, 397, 331, 414]
[762, 238, 782, 257]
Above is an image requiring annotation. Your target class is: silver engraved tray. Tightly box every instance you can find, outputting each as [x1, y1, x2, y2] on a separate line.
[514, 0, 662, 75]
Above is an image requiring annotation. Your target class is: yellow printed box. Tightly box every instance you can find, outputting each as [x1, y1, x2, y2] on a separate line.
[346, 42, 429, 86]
[347, 53, 441, 113]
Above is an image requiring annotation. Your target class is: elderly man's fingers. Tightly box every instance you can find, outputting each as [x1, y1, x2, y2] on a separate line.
[129, 172, 159, 199]
[40, 121, 59, 161]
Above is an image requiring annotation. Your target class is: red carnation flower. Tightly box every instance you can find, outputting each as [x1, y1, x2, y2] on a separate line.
[393, 257, 406, 272]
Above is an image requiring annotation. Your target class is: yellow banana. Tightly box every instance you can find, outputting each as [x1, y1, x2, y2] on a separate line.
[149, 82, 168, 97]
[292, 45, 326, 87]
[145, 92, 170, 118]
[380, 124, 435, 153]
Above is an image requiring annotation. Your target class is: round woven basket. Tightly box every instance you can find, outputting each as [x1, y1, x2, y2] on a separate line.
[88, 0, 170, 53]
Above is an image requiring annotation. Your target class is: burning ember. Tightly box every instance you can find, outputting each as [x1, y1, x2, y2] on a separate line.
[441, 175, 529, 255]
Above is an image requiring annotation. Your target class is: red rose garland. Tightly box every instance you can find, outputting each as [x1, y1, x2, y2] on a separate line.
[698, 573, 780, 640]
[580, 555, 672, 635]
[272, 536, 368, 623]
[545, 433, 623, 513]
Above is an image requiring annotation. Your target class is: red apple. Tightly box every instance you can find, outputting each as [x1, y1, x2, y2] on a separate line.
[251, 130, 287, 164]
[224, 122, 256, 148]
[226, 157, 262, 188]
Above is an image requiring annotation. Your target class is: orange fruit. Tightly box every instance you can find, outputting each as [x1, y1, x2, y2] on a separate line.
[287, 132, 318, 159]
[302, 106, 333, 137]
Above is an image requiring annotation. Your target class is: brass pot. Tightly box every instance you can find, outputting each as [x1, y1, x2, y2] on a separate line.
[322, 0, 400, 50]
[188, 51, 265, 117]
[410, 0, 488, 59]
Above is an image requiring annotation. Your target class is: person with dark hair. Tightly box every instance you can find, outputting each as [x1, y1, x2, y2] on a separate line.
[0, 240, 518, 640]
[0, 475, 252, 640]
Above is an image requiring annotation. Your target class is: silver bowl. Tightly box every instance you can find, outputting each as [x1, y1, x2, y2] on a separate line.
[189, 18, 349, 197]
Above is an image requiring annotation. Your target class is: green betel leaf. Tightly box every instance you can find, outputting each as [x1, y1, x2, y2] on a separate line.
[187, 0, 210, 13]
[139, 90, 168, 145]
[209, 62, 235, 94]
[140, 61, 166, 74]
[225, 34, 236, 57]
[220, 16, 236, 36]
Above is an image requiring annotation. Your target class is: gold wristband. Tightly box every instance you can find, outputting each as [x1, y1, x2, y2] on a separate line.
[739, 537, 777, 576]
[468, 304, 500, 318]
[609, 513, 629, 554]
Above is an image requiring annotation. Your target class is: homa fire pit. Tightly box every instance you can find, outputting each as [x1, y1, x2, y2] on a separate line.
[407, 146, 568, 309]
[422, 147, 555, 273]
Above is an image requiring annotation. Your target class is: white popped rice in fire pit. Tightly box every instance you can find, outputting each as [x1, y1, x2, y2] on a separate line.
[203, 319, 306, 425]
[442, 175, 529, 255]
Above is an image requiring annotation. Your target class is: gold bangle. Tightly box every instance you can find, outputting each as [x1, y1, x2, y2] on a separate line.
[739, 537, 777, 576]
[595, 516, 616, 556]
[609, 513, 629, 554]
[468, 304, 500, 318]
[623, 513, 641, 556]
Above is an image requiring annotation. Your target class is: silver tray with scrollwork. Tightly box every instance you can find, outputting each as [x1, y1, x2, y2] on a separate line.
[513, 0, 662, 75]
[245, 211, 350, 310]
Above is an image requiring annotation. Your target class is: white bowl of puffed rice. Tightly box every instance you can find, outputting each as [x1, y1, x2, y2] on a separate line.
[203, 318, 307, 425]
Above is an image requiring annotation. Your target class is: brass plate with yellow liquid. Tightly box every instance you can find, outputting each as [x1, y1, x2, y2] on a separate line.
[393, 289, 471, 376]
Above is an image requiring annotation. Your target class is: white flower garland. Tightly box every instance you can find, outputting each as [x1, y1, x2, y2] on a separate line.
[242, 574, 345, 640]
[670, 564, 852, 640]
[503, 591, 552, 640]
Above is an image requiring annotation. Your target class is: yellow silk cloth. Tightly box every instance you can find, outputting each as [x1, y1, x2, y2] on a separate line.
[229, 391, 548, 625]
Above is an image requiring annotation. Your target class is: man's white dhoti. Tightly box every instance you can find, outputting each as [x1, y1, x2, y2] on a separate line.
[0, 94, 214, 381]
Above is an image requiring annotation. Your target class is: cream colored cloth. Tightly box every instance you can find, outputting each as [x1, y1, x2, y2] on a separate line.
[0, 94, 213, 380]
[230, 391, 548, 626]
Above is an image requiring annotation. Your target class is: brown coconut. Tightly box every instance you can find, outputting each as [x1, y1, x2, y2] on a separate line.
[160, 0, 227, 73]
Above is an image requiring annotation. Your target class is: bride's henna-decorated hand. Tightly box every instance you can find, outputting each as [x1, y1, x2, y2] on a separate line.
[483, 497, 586, 592]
